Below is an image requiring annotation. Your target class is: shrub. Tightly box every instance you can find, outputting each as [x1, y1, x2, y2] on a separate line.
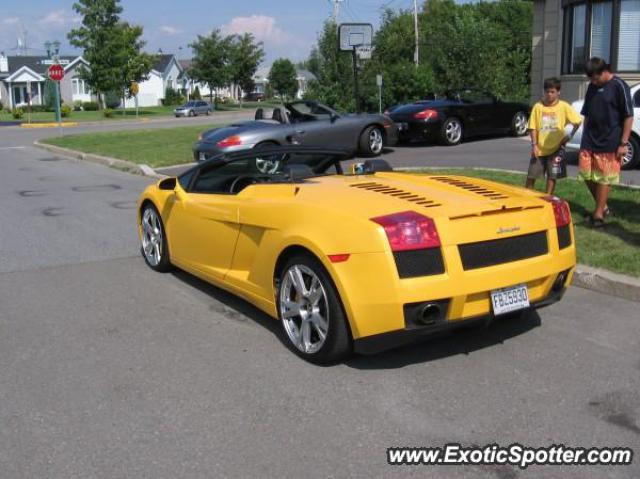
[12, 108, 24, 119]
[192, 86, 201, 100]
[103, 108, 114, 118]
[61, 104, 72, 118]
[73, 100, 83, 111]
[104, 91, 121, 109]
[82, 101, 99, 111]
[163, 86, 184, 106]
[29, 105, 50, 113]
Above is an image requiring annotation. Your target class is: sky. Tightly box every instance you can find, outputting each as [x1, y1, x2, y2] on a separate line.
[0, 0, 420, 64]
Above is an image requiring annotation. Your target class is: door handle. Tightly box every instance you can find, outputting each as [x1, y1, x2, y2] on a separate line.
[295, 130, 306, 135]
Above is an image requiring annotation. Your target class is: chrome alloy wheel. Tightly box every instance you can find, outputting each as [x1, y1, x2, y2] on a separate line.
[622, 141, 634, 168]
[141, 208, 163, 267]
[369, 128, 383, 154]
[279, 264, 329, 354]
[514, 112, 528, 135]
[445, 119, 462, 144]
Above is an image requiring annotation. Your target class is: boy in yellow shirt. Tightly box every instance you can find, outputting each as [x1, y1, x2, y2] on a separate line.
[526, 77, 582, 194]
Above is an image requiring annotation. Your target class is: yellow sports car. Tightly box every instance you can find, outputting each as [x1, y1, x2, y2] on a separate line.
[137, 146, 576, 363]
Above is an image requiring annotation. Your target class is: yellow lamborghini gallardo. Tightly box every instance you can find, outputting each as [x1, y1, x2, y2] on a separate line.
[137, 146, 576, 363]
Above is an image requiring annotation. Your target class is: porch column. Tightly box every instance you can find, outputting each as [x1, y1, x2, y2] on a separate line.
[37, 82, 42, 105]
[7, 80, 12, 109]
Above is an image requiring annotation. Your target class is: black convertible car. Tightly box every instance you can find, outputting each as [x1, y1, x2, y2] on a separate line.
[387, 89, 530, 146]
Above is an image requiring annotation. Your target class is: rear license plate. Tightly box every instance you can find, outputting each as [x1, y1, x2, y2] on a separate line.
[396, 122, 408, 131]
[198, 152, 206, 162]
[490, 284, 529, 316]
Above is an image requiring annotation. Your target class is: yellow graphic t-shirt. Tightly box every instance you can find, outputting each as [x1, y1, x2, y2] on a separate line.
[527, 100, 582, 156]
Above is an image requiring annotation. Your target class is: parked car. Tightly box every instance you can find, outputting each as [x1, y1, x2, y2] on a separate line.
[193, 100, 397, 162]
[566, 83, 640, 170]
[137, 145, 576, 363]
[174, 100, 212, 117]
[244, 92, 265, 102]
[388, 89, 530, 146]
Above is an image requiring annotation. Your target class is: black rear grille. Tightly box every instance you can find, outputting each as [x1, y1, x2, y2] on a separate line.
[429, 176, 509, 200]
[393, 248, 445, 278]
[557, 225, 572, 249]
[458, 231, 548, 270]
[350, 182, 441, 208]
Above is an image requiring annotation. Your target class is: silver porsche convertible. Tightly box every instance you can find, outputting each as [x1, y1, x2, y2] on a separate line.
[193, 100, 398, 162]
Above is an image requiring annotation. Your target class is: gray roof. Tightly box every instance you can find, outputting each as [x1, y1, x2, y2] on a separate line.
[0, 56, 80, 78]
[296, 69, 316, 81]
[153, 54, 175, 73]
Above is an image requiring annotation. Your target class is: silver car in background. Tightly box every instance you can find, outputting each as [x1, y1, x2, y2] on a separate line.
[174, 100, 212, 117]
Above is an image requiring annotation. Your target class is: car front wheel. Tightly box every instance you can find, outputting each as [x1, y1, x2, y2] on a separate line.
[622, 135, 639, 170]
[277, 255, 351, 363]
[140, 204, 172, 272]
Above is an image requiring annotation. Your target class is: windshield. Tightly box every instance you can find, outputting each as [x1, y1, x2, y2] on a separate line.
[286, 101, 336, 122]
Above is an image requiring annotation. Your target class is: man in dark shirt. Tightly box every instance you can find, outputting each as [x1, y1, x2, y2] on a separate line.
[579, 57, 634, 227]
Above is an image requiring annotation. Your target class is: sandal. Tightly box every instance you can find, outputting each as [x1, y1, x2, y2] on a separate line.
[587, 215, 606, 228]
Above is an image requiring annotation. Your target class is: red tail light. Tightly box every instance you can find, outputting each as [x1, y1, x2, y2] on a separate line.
[543, 196, 571, 227]
[413, 109, 438, 120]
[371, 211, 441, 251]
[216, 135, 242, 148]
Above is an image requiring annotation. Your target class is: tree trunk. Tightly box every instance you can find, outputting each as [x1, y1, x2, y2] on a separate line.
[209, 86, 213, 109]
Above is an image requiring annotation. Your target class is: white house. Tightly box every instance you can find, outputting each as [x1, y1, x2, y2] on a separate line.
[252, 66, 317, 99]
[123, 54, 183, 107]
[0, 53, 96, 108]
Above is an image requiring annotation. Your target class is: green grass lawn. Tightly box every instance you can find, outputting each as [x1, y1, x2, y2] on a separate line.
[411, 168, 640, 277]
[0, 105, 177, 123]
[42, 125, 214, 168]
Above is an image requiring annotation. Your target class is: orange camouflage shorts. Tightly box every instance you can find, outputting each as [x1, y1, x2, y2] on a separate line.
[578, 149, 621, 185]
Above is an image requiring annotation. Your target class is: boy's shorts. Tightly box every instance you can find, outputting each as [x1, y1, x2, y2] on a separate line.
[578, 149, 621, 185]
[527, 151, 567, 180]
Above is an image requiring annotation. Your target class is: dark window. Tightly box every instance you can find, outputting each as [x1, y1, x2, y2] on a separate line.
[562, 0, 640, 73]
[458, 89, 494, 104]
[178, 168, 197, 190]
[633, 88, 640, 107]
[191, 159, 252, 194]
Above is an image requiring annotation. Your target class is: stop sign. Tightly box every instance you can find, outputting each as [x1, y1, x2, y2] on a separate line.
[48, 64, 64, 82]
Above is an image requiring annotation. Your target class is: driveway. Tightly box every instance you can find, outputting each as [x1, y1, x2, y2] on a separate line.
[0, 125, 638, 478]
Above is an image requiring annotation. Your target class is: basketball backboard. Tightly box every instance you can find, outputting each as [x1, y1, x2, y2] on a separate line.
[338, 23, 373, 51]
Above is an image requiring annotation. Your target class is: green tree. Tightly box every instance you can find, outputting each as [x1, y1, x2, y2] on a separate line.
[68, 0, 124, 108]
[228, 33, 264, 108]
[268, 58, 298, 101]
[113, 22, 155, 114]
[189, 30, 232, 106]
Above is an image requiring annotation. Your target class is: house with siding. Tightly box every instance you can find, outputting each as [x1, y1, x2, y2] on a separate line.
[531, 0, 640, 102]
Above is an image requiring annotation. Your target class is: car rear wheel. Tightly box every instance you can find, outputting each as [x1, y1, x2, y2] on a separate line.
[188, 110, 195, 117]
[622, 135, 639, 170]
[440, 118, 463, 146]
[140, 204, 172, 272]
[277, 255, 351, 363]
[359, 125, 384, 156]
[511, 111, 528, 137]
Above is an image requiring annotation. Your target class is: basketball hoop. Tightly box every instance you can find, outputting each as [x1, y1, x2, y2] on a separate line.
[338, 23, 373, 51]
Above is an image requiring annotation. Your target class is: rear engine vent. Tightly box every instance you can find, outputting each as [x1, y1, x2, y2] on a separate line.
[350, 182, 441, 208]
[429, 176, 509, 200]
[458, 231, 548, 270]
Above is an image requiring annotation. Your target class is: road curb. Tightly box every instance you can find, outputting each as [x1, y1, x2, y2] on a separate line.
[33, 140, 165, 179]
[572, 265, 640, 302]
[21, 122, 79, 128]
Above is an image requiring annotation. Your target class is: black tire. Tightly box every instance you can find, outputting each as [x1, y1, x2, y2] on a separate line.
[206, 110, 210, 116]
[622, 135, 639, 170]
[140, 203, 172, 273]
[188, 110, 195, 117]
[510, 111, 529, 137]
[439, 117, 463, 146]
[358, 125, 384, 157]
[276, 254, 352, 364]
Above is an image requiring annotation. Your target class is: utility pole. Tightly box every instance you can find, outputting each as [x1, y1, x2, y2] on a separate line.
[331, 0, 344, 23]
[413, 0, 419, 66]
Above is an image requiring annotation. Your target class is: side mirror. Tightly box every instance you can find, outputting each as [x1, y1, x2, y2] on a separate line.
[158, 177, 177, 191]
[330, 113, 339, 123]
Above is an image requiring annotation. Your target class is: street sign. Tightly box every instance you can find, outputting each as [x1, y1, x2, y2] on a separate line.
[130, 82, 139, 96]
[48, 64, 64, 82]
[376, 74, 383, 87]
[356, 45, 372, 60]
[338, 23, 373, 51]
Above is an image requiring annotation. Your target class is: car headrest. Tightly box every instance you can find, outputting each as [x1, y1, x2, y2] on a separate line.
[283, 164, 315, 182]
[363, 159, 393, 173]
[272, 108, 284, 124]
[255, 108, 264, 120]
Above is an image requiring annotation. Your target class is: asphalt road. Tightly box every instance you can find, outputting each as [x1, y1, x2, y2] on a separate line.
[0, 123, 639, 478]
